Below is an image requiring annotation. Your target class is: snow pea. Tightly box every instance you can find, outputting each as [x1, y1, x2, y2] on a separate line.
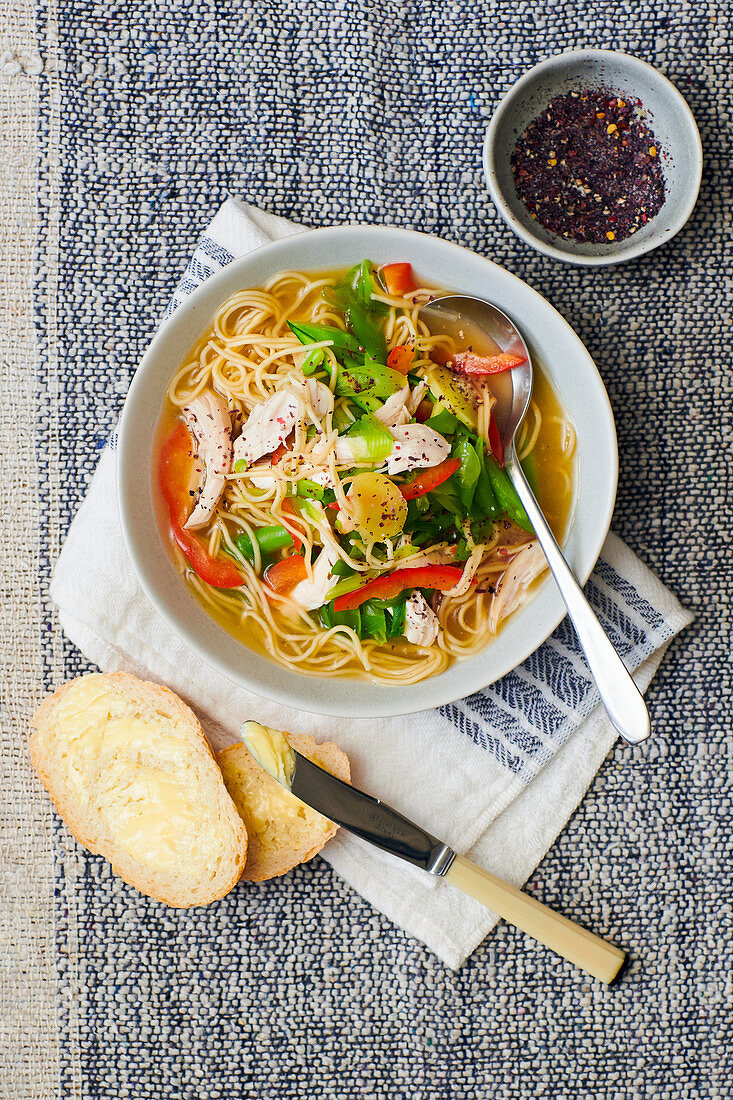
[484, 455, 533, 532]
[235, 525, 294, 564]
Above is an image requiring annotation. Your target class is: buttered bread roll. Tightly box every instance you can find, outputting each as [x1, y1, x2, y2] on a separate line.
[218, 724, 350, 883]
[30, 673, 247, 907]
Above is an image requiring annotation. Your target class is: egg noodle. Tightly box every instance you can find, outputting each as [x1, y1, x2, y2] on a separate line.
[162, 267, 576, 683]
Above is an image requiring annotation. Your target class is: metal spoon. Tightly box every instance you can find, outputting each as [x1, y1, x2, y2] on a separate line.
[424, 295, 650, 746]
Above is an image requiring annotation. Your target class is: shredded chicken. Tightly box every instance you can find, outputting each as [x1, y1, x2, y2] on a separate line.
[289, 544, 341, 611]
[297, 377, 334, 418]
[373, 385, 411, 427]
[396, 543, 457, 569]
[233, 390, 300, 468]
[488, 541, 547, 631]
[182, 391, 233, 530]
[373, 380, 428, 428]
[405, 379, 427, 416]
[232, 378, 334, 470]
[385, 424, 450, 475]
[404, 591, 440, 646]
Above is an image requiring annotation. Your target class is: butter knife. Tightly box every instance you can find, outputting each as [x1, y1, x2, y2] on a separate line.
[271, 748, 627, 984]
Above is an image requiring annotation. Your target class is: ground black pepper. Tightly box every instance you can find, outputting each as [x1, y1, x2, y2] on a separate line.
[510, 89, 666, 244]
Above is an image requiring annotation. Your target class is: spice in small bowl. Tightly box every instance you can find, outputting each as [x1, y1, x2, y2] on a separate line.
[483, 50, 703, 266]
[511, 89, 666, 245]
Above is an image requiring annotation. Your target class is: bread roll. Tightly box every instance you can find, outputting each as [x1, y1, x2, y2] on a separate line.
[218, 729, 350, 883]
[30, 673, 247, 907]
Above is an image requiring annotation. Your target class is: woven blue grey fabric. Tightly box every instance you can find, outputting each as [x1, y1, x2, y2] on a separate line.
[37, 1, 731, 1097]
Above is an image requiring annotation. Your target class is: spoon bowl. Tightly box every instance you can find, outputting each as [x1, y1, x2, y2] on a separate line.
[424, 294, 533, 444]
[424, 294, 650, 746]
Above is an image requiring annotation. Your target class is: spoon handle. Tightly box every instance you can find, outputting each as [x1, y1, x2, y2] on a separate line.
[505, 450, 650, 745]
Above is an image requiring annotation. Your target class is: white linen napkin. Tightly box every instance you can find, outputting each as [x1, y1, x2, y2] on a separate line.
[50, 198, 693, 968]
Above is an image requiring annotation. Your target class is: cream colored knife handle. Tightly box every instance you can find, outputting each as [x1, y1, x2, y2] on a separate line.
[444, 854, 626, 984]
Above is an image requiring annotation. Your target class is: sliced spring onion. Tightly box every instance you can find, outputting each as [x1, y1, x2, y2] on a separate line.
[341, 416, 394, 463]
[326, 574, 366, 601]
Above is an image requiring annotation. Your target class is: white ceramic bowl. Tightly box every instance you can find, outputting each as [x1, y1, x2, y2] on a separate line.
[118, 226, 617, 717]
[484, 50, 703, 266]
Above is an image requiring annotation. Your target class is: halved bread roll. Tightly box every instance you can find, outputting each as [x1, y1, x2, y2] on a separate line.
[218, 730, 350, 882]
[30, 673, 247, 907]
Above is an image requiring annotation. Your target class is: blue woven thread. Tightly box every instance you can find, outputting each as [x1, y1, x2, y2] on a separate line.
[35, 0, 730, 1096]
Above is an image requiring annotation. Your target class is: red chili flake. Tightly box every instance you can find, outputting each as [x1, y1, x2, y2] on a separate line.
[510, 89, 666, 244]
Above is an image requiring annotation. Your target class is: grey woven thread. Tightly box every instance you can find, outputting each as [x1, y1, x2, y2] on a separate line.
[28, 1, 733, 1098]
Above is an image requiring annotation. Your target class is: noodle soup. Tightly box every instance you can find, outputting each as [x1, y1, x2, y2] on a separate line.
[155, 261, 575, 684]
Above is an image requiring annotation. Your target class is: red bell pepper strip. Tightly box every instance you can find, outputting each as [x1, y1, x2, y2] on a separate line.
[488, 412, 505, 468]
[159, 422, 243, 589]
[387, 344, 413, 375]
[400, 457, 460, 501]
[334, 564, 468, 612]
[380, 262, 417, 296]
[263, 553, 308, 595]
[450, 351, 526, 375]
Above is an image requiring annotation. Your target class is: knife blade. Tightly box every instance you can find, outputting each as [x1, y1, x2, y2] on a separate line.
[290, 750, 455, 875]
[285, 748, 627, 985]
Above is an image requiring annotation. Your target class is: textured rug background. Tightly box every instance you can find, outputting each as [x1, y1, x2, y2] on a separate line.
[4, 0, 732, 1096]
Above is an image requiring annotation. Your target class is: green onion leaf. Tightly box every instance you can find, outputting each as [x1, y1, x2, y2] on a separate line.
[430, 482, 463, 517]
[425, 407, 461, 435]
[454, 539, 472, 562]
[360, 599, 388, 642]
[330, 558, 356, 577]
[388, 597, 407, 638]
[319, 601, 362, 637]
[296, 478, 326, 501]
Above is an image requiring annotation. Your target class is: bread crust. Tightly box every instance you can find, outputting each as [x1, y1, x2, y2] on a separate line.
[218, 730, 351, 883]
[30, 673, 248, 907]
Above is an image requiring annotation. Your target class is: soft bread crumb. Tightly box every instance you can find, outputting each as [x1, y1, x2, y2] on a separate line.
[30, 673, 247, 907]
[218, 731, 351, 882]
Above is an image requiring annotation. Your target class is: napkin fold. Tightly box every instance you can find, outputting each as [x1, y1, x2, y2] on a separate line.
[50, 198, 693, 968]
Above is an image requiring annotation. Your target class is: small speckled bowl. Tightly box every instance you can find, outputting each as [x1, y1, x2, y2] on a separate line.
[483, 49, 703, 266]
